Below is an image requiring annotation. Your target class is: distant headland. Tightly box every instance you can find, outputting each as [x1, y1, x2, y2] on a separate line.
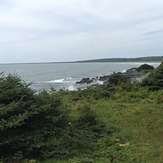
[76, 56, 163, 63]
[1, 56, 162, 65]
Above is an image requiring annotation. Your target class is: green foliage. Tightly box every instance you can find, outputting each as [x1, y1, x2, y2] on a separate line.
[108, 73, 129, 86]
[142, 61, 163, 90]
[0, 73, 34, 104]
[136, 64, 154, 72]
[157, 92, 163, 103]
[69, 86, 112, 101]
[0, 74, 69, 161]
[0, 74, 112, 162]
[1, 71, 163, 163]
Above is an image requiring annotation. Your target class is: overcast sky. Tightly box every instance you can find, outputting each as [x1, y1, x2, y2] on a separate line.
[0, 0, 163, 63]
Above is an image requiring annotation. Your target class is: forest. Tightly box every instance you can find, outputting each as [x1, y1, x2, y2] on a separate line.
[0, 62, 163, 163]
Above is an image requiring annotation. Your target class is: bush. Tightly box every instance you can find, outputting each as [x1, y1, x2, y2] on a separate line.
[136, 64, 154, 72]
[157, 93, 163, 104]
[0, 74, 69, 161]
[0, 74, 114, 162]
[142, 62, 163, 90]
[108, 73, 129, 86]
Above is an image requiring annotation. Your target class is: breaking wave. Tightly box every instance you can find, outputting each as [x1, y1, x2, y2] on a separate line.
[47, 77, 75, 84]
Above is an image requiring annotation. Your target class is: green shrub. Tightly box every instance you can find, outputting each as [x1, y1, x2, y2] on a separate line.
[136, 64, 154, 72]
[108, 73, 129, 86]
[157, 93, 163, 104]
[142, 61, 163, 90]
[0, 74, 116, 162]
[0, 74, 69, 161]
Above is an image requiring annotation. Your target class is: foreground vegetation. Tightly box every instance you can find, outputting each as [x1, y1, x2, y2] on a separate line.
[0, 62, 163, 163]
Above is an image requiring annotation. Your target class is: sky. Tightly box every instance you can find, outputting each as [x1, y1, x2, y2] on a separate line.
[0, 0, 163, 63]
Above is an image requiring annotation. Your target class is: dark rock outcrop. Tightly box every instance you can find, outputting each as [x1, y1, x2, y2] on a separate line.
[76, 78, 94, 84]
[99, 75, 109, 81]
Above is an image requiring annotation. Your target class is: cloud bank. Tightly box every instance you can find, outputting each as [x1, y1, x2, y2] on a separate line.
[0, 0, 163, 63]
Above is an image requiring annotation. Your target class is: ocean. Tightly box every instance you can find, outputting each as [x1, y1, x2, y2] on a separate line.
[0, 62, 160, 91]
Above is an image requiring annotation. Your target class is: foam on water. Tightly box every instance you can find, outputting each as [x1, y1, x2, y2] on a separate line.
[67, 85, 77, 91]
[97, 80, 104, 85]
[47, 77, 76, 84]
[122, 70, 126, 73]
[47, 79, 64, 83]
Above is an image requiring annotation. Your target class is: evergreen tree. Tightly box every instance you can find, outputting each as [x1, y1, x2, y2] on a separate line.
[0, 74, 68, 161]
[0, 74, 108, 162]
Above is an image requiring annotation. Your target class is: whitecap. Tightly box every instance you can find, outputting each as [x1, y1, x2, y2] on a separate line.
[97, 80, 104, 85]
[47, 77, 76, 84]
[65, 77, 73, 80]
[47, 79, 64, 83]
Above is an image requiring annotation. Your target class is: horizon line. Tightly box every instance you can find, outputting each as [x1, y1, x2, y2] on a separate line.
[0, 55, 162, 65]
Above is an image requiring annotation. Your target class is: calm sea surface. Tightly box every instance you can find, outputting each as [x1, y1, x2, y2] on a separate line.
[0, 62, 160, 91]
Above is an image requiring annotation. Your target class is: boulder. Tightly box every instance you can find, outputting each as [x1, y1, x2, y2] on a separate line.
[76, 78, 94, 84]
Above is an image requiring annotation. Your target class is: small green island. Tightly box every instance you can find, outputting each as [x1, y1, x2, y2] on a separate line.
[0, 62, 163, 163]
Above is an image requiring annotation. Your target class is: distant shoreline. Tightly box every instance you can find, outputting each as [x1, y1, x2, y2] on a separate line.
[0, 61, 161, 65]
[0, 56, 162, 65]
[76, 56, 163, 63]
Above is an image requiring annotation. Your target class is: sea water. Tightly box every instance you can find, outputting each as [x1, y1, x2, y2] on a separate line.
[0, 62, 160, 91]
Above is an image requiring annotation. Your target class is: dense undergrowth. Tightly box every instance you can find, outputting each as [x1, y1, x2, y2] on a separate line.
[0, 62, 163, 163]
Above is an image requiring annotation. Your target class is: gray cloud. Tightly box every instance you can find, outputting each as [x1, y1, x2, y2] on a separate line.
[0, 0, 163, 63]
[143, 29, 163, 36]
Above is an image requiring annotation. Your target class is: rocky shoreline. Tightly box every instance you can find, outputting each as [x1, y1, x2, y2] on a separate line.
[75, 64, 154, 85]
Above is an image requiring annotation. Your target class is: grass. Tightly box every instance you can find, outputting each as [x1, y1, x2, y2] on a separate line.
[41, 98, 163, 163]
[92, 99, 163, 162]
